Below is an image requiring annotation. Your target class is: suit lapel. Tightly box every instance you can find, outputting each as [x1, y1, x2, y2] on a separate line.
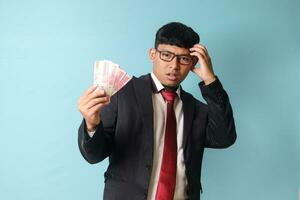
[181, 89, 195, 159]
[133, 74, 154, 160]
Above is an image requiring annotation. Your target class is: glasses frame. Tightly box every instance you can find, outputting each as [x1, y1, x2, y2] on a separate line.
[155, 49, 198, 65]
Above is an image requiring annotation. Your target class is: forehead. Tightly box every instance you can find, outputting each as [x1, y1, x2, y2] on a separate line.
[157, 44, 190, 55]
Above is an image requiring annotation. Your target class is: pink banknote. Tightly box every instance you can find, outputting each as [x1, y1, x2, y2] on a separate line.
[94, 60, 132, 96]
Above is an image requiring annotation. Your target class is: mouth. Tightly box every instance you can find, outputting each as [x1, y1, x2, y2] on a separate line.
[166, 73, 179, 81]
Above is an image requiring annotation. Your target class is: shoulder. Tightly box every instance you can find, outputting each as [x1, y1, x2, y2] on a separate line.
[181, 89, 208, 112]
[124, 73, 151, 86]
[114, 73, 151, 97]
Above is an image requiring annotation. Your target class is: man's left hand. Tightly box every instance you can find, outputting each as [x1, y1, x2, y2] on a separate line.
[190, 44, 216, 85]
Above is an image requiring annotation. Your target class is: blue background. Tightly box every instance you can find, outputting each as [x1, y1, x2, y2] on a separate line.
[0, 0, 299, 199]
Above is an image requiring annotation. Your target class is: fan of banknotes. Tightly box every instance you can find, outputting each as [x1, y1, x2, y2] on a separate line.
[94, 60, 132, 96]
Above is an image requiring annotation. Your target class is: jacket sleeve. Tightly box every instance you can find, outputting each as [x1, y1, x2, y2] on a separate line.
[78, 93, 118, 164]
[199, 77, 237, 148]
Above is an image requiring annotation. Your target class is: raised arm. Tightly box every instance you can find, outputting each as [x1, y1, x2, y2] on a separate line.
[77, 86, 117, 164]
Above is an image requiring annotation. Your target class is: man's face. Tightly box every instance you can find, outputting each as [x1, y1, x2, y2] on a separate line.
[149, 44, 194, 88]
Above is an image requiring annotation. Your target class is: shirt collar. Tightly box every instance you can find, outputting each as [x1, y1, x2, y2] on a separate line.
[150, 72, 181, 98]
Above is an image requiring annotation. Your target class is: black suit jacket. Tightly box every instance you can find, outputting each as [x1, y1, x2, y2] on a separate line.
[78, 74, 236, 200]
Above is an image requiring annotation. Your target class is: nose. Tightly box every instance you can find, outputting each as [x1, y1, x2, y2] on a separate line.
[169, 56, 180, 70]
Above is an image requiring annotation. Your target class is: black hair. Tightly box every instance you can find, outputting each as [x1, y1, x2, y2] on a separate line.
[154, 22, 200, 49]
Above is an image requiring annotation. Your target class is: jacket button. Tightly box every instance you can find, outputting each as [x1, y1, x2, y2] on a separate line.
[143, 192, 147, 199]
[145, 164, 152, 170]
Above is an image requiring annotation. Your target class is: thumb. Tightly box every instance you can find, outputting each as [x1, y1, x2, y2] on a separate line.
[191, 66, 200, 74]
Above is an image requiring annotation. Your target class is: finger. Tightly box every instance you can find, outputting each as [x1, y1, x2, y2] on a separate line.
[190, 51, 211, 69]
[193, 44, 209, 54]
[190, 66, 201, 75]
[190, 51, 209, 64]
[88, 101, 109, 116]
[190, 65, 196, 72]
[190, 46, 209, 59]
[84, 85, 98, 96]
[78, 85, 98, 107]
[87, 88, 107, 100]
[86, 96, 110, 110]
[190, 45, 210, 60]
[82, 87, 107, 108]
[81, 89, 108, 108]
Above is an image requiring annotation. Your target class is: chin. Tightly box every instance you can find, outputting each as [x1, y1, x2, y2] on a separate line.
[164, 81, 180, 87]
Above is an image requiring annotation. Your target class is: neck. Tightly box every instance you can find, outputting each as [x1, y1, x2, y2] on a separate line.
[163, 85, 179, 92]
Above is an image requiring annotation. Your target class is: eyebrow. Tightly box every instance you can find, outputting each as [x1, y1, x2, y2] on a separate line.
[159, 49, 191, 56]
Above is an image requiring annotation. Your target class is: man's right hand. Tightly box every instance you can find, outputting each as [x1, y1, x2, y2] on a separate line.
[77, 85, 110, 132]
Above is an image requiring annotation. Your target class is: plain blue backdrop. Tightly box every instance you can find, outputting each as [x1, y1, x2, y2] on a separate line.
[0, 0, 299, 199]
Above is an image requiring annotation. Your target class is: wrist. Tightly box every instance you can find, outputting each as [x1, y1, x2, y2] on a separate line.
[86, 122, 99, 132]
[203, 75, 216, 85]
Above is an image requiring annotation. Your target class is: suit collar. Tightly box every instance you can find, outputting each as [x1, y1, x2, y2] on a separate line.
[150, 72, 182, 98]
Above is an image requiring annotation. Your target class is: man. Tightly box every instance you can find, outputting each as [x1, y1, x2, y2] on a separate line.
[77, 22, 236, 200]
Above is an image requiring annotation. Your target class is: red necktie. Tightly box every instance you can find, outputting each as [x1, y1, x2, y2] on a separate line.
[155, 89, 177, 200]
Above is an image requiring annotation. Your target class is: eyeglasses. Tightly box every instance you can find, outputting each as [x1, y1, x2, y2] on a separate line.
[155, 49, 197, 65]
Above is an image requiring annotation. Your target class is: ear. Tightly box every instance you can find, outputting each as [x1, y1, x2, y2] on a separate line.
[192, 56, 199, 66]
[149, 48, 156, 62]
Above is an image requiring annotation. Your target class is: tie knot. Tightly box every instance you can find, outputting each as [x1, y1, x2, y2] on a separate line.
[161, 89, 176, 103]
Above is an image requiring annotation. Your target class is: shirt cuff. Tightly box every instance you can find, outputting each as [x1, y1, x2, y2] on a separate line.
[87, 130, 96, 138]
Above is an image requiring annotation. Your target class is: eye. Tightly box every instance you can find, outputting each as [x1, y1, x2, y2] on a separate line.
[181, 56, 192, 62]
[161, 52, 172, 59]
